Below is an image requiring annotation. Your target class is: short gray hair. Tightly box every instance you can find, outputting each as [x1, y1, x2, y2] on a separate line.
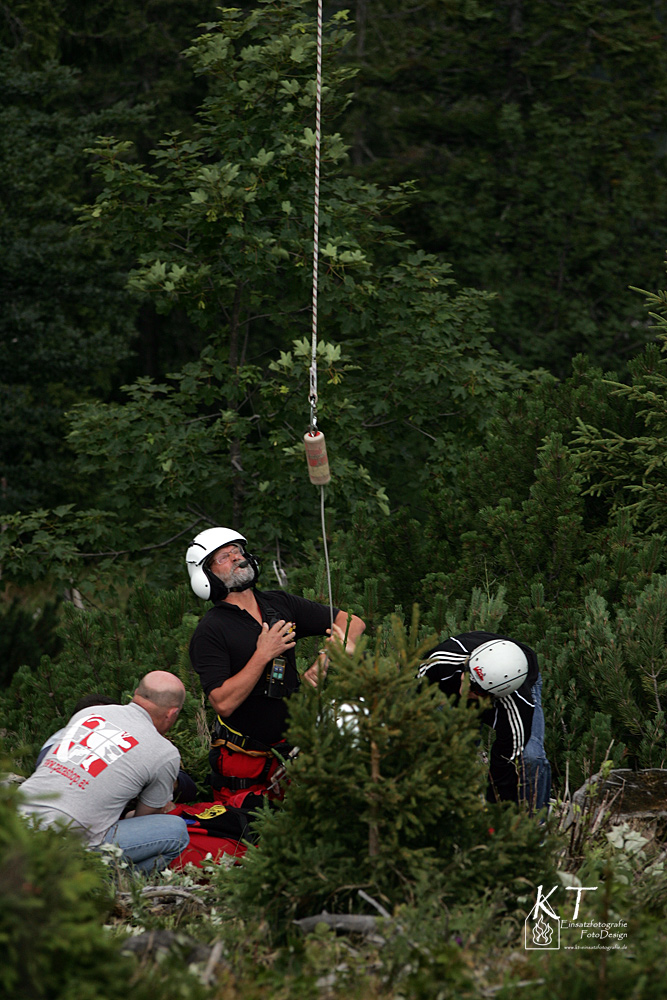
[135, 674, 185, 710]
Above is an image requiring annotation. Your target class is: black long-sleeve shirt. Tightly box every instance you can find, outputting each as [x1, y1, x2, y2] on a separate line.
[418, 631, 538, 803]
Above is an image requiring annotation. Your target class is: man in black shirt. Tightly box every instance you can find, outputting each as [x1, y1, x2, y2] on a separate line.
[186, 526, 365, 805]
[418, 631, 550, 807]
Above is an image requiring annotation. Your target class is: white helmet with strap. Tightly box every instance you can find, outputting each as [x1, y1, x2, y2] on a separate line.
[466, 639, 529, 697]
[185, 526, 259, 601]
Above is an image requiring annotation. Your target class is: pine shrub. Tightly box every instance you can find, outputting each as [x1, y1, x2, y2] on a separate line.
[224, 612, 556, 929]
[1, 781, 133, 1000]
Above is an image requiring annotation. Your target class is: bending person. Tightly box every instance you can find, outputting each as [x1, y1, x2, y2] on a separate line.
[36, 693, 197, 805]
[419, 631, 551, 808]
[18, 671, 189, 873]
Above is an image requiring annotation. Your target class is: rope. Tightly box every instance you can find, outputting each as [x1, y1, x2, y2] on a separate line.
[311, 1, 333, 632]
[321, 484, 334, 631]
[309, 0, 323, 435]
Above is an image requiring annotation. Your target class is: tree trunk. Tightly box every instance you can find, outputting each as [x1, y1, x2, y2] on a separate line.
[369, 738, 380, 857]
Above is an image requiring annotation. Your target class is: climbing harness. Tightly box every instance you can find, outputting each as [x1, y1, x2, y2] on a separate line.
[211, 718, 274, 756]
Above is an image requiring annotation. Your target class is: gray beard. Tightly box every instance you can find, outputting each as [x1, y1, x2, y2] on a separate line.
[217, 561, 255, 590]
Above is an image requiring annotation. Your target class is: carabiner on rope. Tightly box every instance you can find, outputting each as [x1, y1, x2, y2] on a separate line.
[308, 362, 318, 434]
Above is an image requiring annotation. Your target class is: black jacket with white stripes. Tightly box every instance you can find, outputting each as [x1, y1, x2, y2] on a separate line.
[418, 631, 539, 803]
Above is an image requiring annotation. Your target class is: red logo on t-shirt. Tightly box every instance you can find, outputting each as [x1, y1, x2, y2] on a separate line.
[54, 715, 138, 777]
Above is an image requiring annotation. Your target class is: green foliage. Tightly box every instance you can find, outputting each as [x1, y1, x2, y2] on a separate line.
[517, 922, 667, 1000]
[56, 1, 212, 137]
[0, 776, 213, 999]
[362, 903, 478, 1000]
[77, 0, 360, 333]
[504, 844, 667, 1000]
[0, 594, 62, 687]
[574, 335, 667, 533]
[421, 356, 637, 620]
[0, 47, 142, 516]
[0, 585, 210, 784]
[5, 0, 667, 995]
[402, 353, 667, 788]
[549, 579, 667, 786]
[333, 0, 667, 373]
[0, 781, 132, 1000]
[0, 0, 525, 601]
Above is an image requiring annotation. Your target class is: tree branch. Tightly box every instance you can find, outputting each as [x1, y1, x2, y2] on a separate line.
[77, 520, 205, 559]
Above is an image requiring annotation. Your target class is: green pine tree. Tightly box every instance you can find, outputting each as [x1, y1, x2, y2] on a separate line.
[225, 609, 554, 929]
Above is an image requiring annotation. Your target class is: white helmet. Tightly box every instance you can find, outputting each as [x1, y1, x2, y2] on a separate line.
[467, 639, 529, 697]
[185, 527, 258, 601]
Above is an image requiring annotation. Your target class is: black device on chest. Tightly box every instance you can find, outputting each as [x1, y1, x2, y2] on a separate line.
[258, 606, 296, 700]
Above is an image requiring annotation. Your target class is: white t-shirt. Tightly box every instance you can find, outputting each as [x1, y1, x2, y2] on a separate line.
[18, 702, 180, 846]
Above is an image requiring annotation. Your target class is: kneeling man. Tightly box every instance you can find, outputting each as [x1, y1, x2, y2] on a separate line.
[18, 671, 189, 873]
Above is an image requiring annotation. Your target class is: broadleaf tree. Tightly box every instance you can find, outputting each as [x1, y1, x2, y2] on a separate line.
[0, 0, 528, 600]
[331, 0, 667, 373]
[0, 49, 143, 516]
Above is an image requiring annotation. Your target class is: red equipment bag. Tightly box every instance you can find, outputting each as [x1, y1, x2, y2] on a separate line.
[168, 799, 265, 869]
[170, 828, 247, 869]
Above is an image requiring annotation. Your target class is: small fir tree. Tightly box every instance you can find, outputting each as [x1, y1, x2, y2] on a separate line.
[225, 609, 554, 928]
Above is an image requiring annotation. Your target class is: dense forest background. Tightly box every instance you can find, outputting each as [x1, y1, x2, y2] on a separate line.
[3, 2, 667, 997]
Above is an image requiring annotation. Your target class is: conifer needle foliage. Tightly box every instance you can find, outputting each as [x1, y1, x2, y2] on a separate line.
[224, 611, 554, 929]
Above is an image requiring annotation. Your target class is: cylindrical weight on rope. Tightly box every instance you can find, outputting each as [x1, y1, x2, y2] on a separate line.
[304, 430, 331, 486]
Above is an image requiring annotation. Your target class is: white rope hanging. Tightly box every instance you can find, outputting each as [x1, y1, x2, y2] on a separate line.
[303, 0, 333, 630]
[308, 0, 323, 435]
[303, 0, 331, 487]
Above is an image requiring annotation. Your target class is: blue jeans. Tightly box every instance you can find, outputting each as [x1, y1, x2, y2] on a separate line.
[99, 813, 189, 874]
[522, 674, 552, 810]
